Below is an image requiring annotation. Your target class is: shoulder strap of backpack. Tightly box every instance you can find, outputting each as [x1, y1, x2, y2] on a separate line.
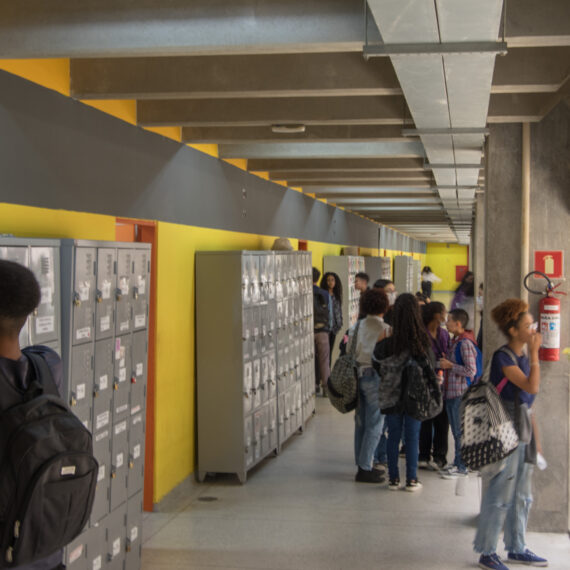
[347, 320, 361, 358]
[22, 349, 60, 400]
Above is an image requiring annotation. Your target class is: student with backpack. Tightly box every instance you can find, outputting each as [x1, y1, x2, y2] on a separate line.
[313, 267, 332, 395]
[473, 299, 547, 570]
[0, 260, 97, 570]
[438, 308, 481, 479]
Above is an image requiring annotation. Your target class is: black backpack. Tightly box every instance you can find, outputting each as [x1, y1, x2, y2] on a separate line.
[0, 348, 98, 568]
[313, 289, 330, 331]
[401, 354, 443, 422]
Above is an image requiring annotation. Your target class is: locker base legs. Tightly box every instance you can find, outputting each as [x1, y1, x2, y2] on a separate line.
[237, 472, 247, 484]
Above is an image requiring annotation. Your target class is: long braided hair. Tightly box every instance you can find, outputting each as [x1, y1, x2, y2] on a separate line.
[391, 293, 432, 357]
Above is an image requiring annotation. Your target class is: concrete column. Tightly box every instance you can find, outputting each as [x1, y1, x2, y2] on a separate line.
[472, 193, 485, 337]
[485, 103, 570, 533]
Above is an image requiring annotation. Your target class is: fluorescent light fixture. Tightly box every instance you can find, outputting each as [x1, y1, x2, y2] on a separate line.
[271, 124, 306, 134]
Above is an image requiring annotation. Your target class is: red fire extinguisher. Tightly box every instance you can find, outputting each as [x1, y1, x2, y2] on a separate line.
[524, 271, 566, 362]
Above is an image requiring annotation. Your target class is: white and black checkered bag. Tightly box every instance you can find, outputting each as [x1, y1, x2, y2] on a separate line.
[327, 321, 361, 413]
[460, 363, 519, 470]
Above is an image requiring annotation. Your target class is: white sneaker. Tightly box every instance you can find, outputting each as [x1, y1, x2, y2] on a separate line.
[418, 460, 429, 469]
[439, 466, 468, 480]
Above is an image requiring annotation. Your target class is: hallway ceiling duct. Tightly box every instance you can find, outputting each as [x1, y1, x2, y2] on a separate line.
[366, 0, 504, 243]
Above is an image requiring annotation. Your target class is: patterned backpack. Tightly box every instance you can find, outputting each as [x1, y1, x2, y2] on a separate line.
[327, 321, 361, 413]
[460, 351, 519, 470]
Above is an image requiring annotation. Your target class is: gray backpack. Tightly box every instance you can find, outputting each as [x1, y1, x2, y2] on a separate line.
[327, 321, 361, 413]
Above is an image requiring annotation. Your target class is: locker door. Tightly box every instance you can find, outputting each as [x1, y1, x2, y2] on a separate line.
[241, 253, 251, 306]
[95, 248, 117, 340]
[244, 415, 253, 469]
[91, 428, 111, 525]
[64, 530, 88, 570]
[0, 246, 31, 347]
[128, 412, 145, 497]
[242, 307, 251, 361]
[113, 334, 132, 421]
[243, 361, 253, 415]
[253, 409, 262, 463]
[130, 330, 147, 414]
[252, 358, 261, 410]
[69, 343, 94, 410]
[132, 248, 150, 331]
[86, 522, 105, 570]
[110, 419, 129, 510]
[106, 503, 127, 570]
[278, 394, 286, 445]
[72, 247, 96, 345]
[116, 248, 133, 335]
[29, 246, 60, 346]
[93, 338, 114, 432]
[125, 493, 143, 570]
[260, 355, 269, 406]
[268, 399, 277, 450]
[268, 352, 277, 400]
[260, 405, 270, 457]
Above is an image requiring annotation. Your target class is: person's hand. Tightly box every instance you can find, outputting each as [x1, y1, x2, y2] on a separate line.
[528, 331, 542, 355]
[439, 358, 453, 370]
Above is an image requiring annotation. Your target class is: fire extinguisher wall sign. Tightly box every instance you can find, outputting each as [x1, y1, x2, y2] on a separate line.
[539, 295, 561, 361]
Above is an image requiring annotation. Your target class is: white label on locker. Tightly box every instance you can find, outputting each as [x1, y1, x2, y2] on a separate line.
[115, 420, 127, 435]
[115, 339, 122, 359]
[136, 362, 143, 376]
[100, 315, 111, 332]
[96, 412, 110, 430]
[119, 277, 129, 295]
[134, 314, 146, 327]
[69, 544, 84, 564]
[112, 538, 121, 557]
[93, 555, 102, 570]
[119, 368, 127, 382]
[134, 444, 141, 459]
[95, 430, 109, 444]
[130, 526, 139, 543]
[131, 406, 142, 416]
[35, 316, 55, 334]
[78, 282, 90, 302]
[116, 453, 124, 468]
[99, 374, 108, 391]
[76, 383, 86, 401]
[40, 286, 52, 305]
[97, 464, 106, 482]
[101, 280, 112, 300]
[120, 320, 129, 331]
[117, 404, 129, 415]
[119, 357, 125, 368]
[76, 327, 91, 340]
[137, 276, 146, 295]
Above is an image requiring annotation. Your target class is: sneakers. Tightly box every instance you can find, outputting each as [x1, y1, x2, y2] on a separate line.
[479, 553, 510, 570]
[418, 460, 438, 471]
[372, 462, 386, 474]
[355, 467, 385, 483]
[388, 478, 401, 490]
[405, 479, 422, 492]
[507, 549, 548, 566]
[418, 460, 430, 469]
[440, 466, 468, 479]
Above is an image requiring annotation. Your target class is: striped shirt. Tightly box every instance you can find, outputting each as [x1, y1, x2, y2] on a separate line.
[442, 333, 477, 400]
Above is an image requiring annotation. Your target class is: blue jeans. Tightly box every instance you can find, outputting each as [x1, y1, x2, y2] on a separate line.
[354, 369, 384, 470]
[386, 413, 421, 481]
[374, 422, 388, 464]
[474, 444, 533, 555]
[445, 397, 466, 472]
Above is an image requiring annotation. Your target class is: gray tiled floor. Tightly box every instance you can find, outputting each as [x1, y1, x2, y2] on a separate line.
[142, 399, 569, 569]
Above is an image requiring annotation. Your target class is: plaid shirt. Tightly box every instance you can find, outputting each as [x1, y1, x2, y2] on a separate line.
[442, 333, 477, 400]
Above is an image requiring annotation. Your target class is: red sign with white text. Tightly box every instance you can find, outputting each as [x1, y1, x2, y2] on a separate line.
[534, 250, 564, 278]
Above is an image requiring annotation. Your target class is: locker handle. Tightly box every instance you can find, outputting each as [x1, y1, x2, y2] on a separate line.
[96, 291, 102, 303]
[115, 288, 122, 301]
[70, 396, 77, 407]
[128, 459, 134, 469]
[93, 388, 99, 398]
[113, 381, 119, 391]
[131, 376, 137, 384]
[73, 293, 81, 307]
[111, 470, 117, 479]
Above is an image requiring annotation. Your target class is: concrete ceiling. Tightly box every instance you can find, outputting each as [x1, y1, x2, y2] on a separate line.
[1, 0, 568, 243]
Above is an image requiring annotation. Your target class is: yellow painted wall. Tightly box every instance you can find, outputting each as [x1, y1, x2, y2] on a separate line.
[425, 242, 468, 292]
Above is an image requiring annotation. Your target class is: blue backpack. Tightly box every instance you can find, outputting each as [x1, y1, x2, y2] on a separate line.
[454, 338, 483, 386]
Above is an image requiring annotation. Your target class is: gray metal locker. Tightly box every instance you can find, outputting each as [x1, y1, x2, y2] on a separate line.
[86, 522, 105, 570]
[130, 330, 147, 415]
[125, 493, 143, 570]
[110, 419, 129, 510]
[127, 411, 145, 497]
[116, 248, 134, 335]
[68, 343, 94, 409]
[113, 334, 132, 422]
[91, 427, 112, 525]
[132, 249, 150, 331]
[95, 248, 117, 340]
[93, 338, 114, 432]
[64, 530, 88, 570]
[106, 504, 127, 570]
[70, 247, 97, 345]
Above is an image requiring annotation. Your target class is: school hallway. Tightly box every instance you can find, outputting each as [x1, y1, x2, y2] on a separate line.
[141, 399, 569, 570]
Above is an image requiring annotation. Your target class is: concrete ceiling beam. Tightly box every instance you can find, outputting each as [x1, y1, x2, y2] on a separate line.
[311, 191, 436, 200]
[247, 157, 426, 172]
[491, 47, 570, 93]
[137, 95, 410, 127]
[71, 54, 401, 99]
[269, 171, 434, 182]
[308, 186, 435, 195]
[295, 180, 433, 188]
[182, 125, 412, 144]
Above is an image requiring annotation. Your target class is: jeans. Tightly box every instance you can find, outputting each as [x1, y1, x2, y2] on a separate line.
[445, 397, 466, 471]
[474, 444, 533, 555]
[386, 413, 421, 481]
[374, 422, 388, 464]
[354, 368, 384, 470]
[314, 331, 330, 388]
[419, 406, 449, 464]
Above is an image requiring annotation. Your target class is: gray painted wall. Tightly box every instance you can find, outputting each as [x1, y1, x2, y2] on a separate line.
[485, 104, 570, 532]
[0, 70, 425, 253]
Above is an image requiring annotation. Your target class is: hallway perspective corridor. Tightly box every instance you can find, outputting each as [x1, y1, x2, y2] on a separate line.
[141, 400, 569, 569]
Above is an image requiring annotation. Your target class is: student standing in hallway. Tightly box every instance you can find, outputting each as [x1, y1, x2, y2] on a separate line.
[320, 272, 343, 366]
[313, 267, 332, 395]
[474, 299, 547, 570]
